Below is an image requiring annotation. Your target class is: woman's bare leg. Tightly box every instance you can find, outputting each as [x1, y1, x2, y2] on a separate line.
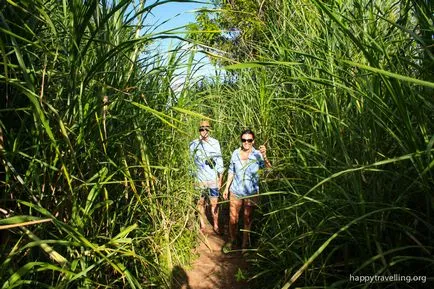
[242, 205, 254, 249]
[242, 196, 258, 249]
[229, 193, 242, 243]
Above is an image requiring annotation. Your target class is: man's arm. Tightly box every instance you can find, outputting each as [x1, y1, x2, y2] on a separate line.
[188, 141, 198, 177]
[215, 140, 224, 189]
[218, 174, 223, 190]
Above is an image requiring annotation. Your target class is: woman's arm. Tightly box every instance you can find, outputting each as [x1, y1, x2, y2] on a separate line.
[259, 145, 272, 168]
[223, 173, 234, 200]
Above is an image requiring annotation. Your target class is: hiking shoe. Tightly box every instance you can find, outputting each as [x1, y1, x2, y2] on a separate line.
[222, 241, 233, 254]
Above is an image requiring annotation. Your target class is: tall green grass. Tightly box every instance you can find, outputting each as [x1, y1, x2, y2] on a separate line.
[189, 0, 433, 287]
[1, 0, 433, 288]
[0, 0, 202, 287]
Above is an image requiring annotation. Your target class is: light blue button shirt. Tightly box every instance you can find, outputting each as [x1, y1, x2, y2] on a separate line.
[189, 137, 224, 188]
[228, 147, 265, 197]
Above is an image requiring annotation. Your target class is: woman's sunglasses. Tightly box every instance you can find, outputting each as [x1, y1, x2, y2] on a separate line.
[198, 126, 210, 132]
[241, 138, 254, 143]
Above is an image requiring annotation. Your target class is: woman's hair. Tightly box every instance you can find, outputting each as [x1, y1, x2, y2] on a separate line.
[240, 129, 255, 140]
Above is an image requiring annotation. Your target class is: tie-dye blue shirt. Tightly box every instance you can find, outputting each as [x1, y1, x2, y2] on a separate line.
[228, 147, 265, 197]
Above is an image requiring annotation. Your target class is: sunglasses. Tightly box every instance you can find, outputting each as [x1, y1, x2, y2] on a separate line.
[241, 138, 254, 143]
[198, 126, 210, 132]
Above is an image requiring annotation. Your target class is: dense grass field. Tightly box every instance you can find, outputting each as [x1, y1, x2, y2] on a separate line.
[1, 0, 433, 288]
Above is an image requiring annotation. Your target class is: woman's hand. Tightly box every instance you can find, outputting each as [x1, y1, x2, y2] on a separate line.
[259, 145, 267, 159]
[259, 144, 272, 168]
[223, 189, 229, 200]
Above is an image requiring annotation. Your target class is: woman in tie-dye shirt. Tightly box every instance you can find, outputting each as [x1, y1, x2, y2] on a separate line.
[223, 129, 271, 253]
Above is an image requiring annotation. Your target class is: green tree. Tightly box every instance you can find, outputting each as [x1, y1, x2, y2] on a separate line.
[187, 0, 272, 65]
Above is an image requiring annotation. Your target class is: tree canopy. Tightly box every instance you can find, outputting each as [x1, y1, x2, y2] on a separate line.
[187, 0, 273, 66]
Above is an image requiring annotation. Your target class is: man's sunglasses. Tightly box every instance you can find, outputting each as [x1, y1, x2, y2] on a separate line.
[241, 138, 254, 143]
[198, 126, 210, 132]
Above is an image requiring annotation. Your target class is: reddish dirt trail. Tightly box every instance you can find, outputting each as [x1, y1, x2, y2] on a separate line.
[170, 227, 249, 289]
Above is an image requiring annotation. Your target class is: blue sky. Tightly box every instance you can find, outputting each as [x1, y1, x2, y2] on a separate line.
[147, 1, 207, 33]
[144, 0, 216, 80]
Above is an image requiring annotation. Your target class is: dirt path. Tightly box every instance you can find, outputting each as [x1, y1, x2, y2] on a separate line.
[170, 227, 249, 289]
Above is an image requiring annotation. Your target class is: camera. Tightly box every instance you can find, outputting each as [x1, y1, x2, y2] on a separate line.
[205, 159, 216, 168]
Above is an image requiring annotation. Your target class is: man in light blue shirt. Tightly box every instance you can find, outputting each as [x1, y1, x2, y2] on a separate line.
[189, 120, 224, 234]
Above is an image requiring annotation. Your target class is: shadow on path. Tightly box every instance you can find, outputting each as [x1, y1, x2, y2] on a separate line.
[170, 265, 192, 289]
[184, 228, 249, 289]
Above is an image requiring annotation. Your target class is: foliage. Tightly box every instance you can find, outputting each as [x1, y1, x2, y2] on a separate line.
[1, 0, 433, 288]
[187, 0, 273, 65]
[0, 0, 200, 287]
[190, 0, 434, 288]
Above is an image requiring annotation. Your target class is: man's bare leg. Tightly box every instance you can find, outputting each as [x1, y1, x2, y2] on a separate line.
[197, 197, 206, 231]
[210, 197, 220, 233]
